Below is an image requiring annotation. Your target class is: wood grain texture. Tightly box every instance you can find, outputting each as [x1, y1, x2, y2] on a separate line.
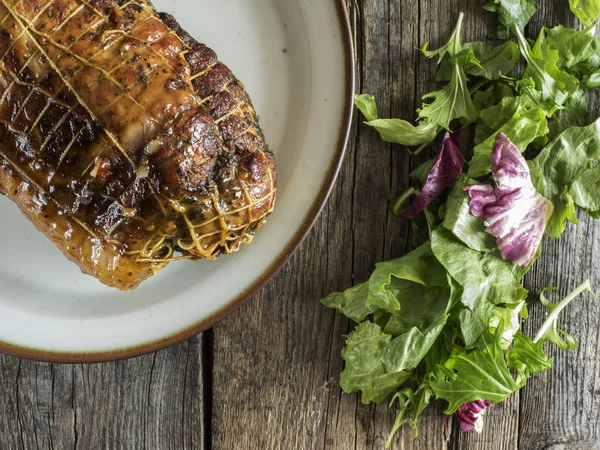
[0, 337, 204, 450]
[1, 1, 600, 449]
[212, 1, 600, 449]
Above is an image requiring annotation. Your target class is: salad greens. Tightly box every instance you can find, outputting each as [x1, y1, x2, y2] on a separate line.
[322, 4, 600, 445]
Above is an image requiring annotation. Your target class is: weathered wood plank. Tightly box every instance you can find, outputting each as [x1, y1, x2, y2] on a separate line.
[211, 0, 520, 449]
[0, 337, 204, 450]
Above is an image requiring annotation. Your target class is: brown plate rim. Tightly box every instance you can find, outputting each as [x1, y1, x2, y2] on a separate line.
[0, 0, 355, 363]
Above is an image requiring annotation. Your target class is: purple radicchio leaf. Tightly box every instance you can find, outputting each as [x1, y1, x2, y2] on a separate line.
[464, 133, 554, 266]
[401, 132, 465, 219]
[456, 400, 492, 433]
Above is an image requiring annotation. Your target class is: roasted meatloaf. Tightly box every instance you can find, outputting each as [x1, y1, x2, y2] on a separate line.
[0, 0, 276, 289]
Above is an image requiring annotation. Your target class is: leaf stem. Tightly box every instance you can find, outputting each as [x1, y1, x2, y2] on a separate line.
[533, 280, 593, 343]
[391, 187, 418, 215]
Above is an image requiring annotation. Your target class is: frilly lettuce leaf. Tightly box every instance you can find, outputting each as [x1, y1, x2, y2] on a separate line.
[340, 322, 411, 403]
[533, 120, 600, 237]
[469, 95, 549, 178]
[321, 242, 449, 322]
[541, 25, 600, 69]
[568, 0, 600, 25]
[431, 228, 528, 345]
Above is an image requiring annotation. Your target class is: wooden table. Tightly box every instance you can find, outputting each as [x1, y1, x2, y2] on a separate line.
[2, 1, 600, 449]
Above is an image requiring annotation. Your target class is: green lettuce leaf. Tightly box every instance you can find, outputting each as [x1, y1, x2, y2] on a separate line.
[410, 159, 435, 185]
[533, 120, 600, 237]
[424, 321, 458, 372]
[379, 315, 448, 373]
[322, 242, 449, 321]
[442, 178, 497, 252]
[469, 95, 549, 177]
[353, 94, 439, 146]
[431, 228, 529, 345]
[340, 322, 410, 403]
[365, 120, 439, 146]
[484, 0, 539, 39]
[570, 164, 600, 215]
[354, 93, 379, 122]
[569, 0, 600, 25]
[541, 26, 600, 69]
[431, 326, 521, 413]
[321, 281, 370, 323]
[548, 89, 589, 141]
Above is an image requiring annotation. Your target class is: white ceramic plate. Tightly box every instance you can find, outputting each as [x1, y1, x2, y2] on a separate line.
[0, 0, 353, 361]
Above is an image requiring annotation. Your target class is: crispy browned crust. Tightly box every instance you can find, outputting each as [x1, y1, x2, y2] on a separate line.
[0, 0, 276, 289]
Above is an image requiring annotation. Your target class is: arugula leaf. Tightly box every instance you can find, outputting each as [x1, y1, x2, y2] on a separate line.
[420, 55, 479, 129]
[484, 0, 539, 39]
[386, 379, 433, 446]
[443, 178, 497, 252]
[515, 26, 580, 107]
[507, 331, 552, 385]
[421, 13, 465, 61]
[469, 95, 549, 177]
[340, 322, 410, 403]
[569, 0, 600, 25]
[431, 228, 529, 345]
[353, 94, 439, 146]
[437, 41, 520, 81]
[420, 14, 479, 129]
[533, 120, 600, 237]
[534, 281, 599, 349]
[431, 326, 521, 413]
